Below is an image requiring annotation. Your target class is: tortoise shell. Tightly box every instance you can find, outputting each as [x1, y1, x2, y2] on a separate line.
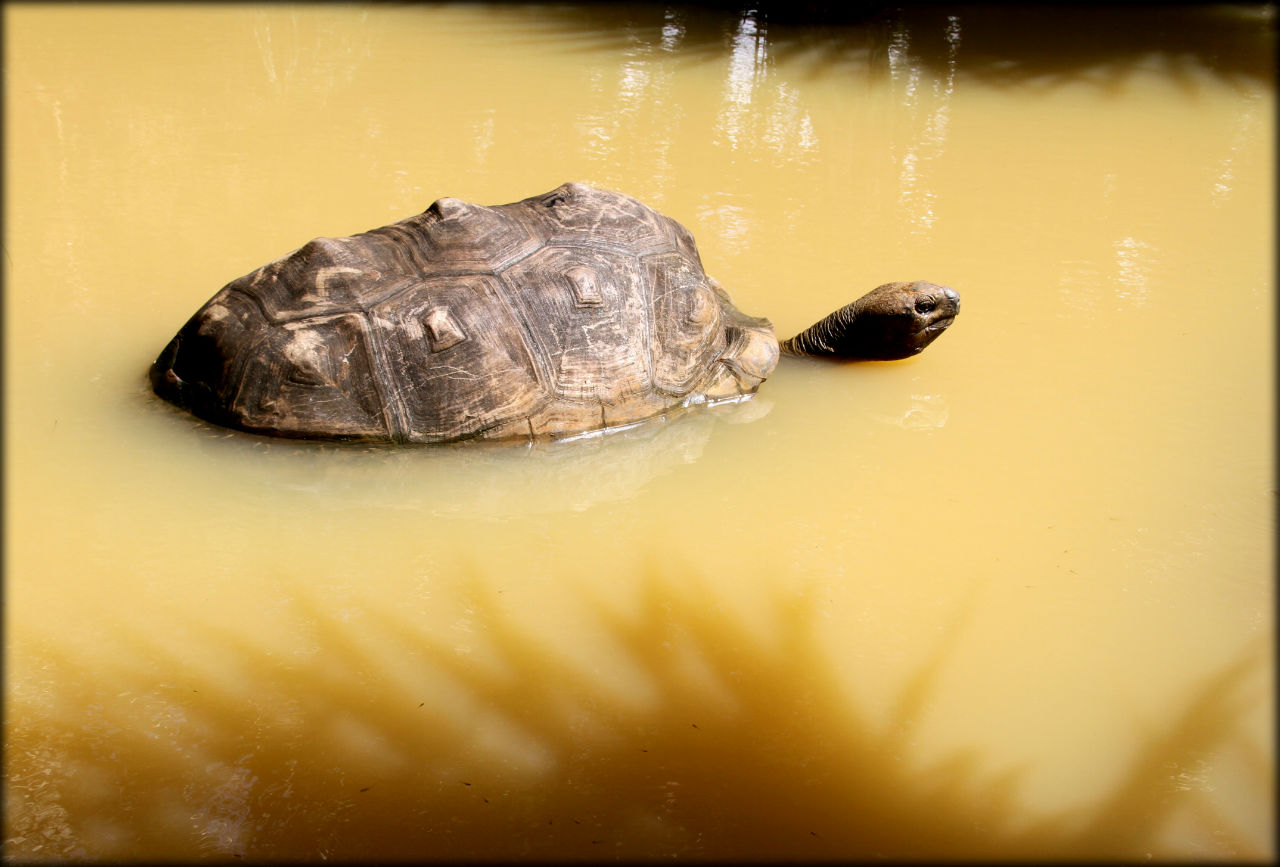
[150, 183, 780, 443]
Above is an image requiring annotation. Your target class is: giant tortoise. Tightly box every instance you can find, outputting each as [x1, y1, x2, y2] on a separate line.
[150, 182, 959, 444]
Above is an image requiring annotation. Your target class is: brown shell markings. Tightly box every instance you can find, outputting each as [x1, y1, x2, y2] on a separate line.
[149, 183, 780, 444]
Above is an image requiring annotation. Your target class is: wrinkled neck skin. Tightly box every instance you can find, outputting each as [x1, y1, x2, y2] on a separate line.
[780, 281, 960, 361]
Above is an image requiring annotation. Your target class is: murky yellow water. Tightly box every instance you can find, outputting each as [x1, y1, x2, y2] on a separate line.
[4, 3, 1273, 860]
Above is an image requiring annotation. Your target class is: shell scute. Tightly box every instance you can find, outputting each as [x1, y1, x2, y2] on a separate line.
[229, 313, 390, 439]
[499, 245, 653, 404]
[406, 198, 544, 274]
[643, 251, 728, 394]
[368, 275, 546, 442]
[163, 290, 267, 413]
[523, 183, 673, 256]
[245, 236, 386, 322]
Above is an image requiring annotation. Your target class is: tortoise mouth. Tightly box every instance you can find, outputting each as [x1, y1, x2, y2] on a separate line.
[923, 313, 956, 334]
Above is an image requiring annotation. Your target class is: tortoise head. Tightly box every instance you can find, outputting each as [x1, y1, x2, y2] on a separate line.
[780, 281, 960, 361]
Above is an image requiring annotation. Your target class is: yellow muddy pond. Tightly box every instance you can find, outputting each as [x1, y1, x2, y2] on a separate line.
[4, 3, 1273, 860]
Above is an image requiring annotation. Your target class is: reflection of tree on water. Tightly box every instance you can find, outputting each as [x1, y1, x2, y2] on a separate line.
[503, 3, 1272, 87]
[5, 572, 1268, 860]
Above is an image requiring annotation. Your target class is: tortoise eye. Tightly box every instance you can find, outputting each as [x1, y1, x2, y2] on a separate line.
[915, 297, 936, 313]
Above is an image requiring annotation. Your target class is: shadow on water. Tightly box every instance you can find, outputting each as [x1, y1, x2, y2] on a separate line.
[492, 2, 1274, 87]
[5, 567, 1270, 860]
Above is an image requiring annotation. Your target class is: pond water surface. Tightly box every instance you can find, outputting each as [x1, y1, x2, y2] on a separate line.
[4, 3, 1274, 860]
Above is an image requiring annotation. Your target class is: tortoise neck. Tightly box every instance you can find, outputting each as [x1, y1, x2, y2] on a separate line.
[779, 301, 864, 359]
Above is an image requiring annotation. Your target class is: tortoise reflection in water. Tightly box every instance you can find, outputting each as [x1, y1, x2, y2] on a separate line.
[150, 183, 959, 444]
